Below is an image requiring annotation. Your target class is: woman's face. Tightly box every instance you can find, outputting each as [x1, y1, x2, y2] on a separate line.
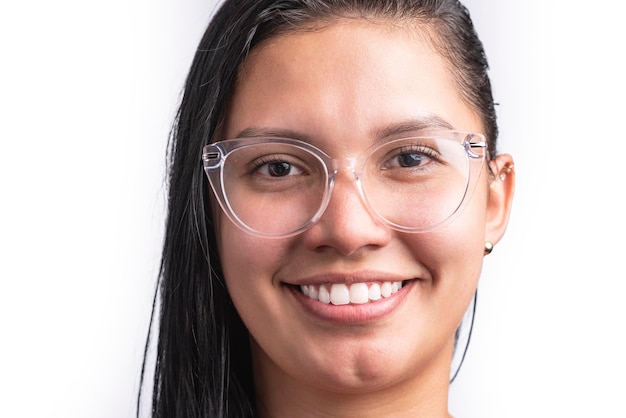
[217, 20, 512, 395]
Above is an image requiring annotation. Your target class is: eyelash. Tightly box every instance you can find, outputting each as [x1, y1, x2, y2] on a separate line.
[244, 142, 444, 178]
[382, 144, 442, 168]
[400, 144, 440, 159]
[249, 155, 304, 176]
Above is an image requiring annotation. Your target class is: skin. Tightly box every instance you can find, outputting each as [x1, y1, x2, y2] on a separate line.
[217, 19, 514, 417]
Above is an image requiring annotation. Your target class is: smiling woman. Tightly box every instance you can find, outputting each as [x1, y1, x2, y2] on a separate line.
[140, 1, 515, 417]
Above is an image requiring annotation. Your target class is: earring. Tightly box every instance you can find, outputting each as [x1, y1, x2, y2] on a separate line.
[499, 163, 514, 181]
[484, 241, 494, 255]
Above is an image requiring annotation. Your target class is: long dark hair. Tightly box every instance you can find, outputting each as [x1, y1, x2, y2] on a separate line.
[139, 1, 497, 416]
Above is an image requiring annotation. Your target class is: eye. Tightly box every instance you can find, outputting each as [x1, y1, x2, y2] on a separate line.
[383, 145, 440, 170]
[252, 156, 305, 177]
[395, 152, 429, 168]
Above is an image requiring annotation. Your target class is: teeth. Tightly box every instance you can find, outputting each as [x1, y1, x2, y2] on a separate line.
[368, 283, 382, 301]
[349, 283, 369, 304]
[319, 285, 331, 304]
[300, 281, 404, 305]
[330, 284, 350, 305]
[381, 282, 392, 298]
[309, 284, 319, 300]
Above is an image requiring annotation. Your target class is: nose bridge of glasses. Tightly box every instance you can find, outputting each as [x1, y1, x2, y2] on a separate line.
[330, 157, 358, 174]
[327, 156, 368, 208]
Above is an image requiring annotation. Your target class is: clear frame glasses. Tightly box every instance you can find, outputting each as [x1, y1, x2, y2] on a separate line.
[202, 130, 488, 238]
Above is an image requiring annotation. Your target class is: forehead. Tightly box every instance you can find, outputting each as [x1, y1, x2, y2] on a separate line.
[223, 19, 481, 145]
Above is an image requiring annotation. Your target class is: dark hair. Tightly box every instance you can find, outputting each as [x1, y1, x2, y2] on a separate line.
[139, 1, 497, 417]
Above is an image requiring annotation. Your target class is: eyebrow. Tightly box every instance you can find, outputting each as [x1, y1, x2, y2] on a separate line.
[232, 127, 313, 142]
[231, 115, 455, 142]
[372, 116, 455, 140]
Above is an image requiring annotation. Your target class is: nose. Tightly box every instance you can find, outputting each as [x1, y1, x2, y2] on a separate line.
[301, 167, 392, 256]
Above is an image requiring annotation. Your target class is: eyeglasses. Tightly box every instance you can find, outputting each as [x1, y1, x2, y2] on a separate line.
[202, 130, 488, 238]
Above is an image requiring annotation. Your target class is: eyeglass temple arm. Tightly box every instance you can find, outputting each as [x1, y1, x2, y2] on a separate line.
[465, 137, 487, 159]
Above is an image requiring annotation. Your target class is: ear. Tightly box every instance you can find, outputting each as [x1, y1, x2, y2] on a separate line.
[485, 154, 515, 246]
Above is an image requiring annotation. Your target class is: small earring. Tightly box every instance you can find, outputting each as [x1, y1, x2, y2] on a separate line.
[499, 163, 514, 181]
[484, 241, 494, 255]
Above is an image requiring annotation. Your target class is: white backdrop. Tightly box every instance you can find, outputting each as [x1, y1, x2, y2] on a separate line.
[1, 1, 624, 417]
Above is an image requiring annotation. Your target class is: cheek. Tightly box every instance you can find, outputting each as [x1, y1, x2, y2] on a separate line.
[220, 220, 276, 283]
[405, 184, 489, 303]
[217, 214, 291, 315]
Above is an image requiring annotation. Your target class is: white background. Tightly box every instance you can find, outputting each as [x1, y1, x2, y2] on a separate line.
[1, 1, 624, 417]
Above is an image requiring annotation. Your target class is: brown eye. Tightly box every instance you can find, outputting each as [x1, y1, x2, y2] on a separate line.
[251, 156, 305, 178]
[382, 145, 438, 170]
[396, 152, 428, 168]
[267, 161, 294, 177]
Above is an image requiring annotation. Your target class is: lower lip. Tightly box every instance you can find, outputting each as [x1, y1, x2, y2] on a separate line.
[287, 280, 414, 325]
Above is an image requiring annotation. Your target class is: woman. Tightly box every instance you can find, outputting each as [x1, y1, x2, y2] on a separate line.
[140, 0, 515, 416]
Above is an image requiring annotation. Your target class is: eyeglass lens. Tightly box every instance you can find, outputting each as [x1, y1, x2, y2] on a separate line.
[216, 136, 475, 236]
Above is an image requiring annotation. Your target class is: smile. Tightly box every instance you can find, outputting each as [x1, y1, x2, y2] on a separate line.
[300, 281, 404, 305]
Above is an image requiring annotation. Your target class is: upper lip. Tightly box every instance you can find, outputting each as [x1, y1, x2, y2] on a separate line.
[283, 270, 416, 286]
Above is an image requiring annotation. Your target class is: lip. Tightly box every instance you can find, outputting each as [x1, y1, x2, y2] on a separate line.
[285, 275, 416, 325]
[286, 271, 411, 286]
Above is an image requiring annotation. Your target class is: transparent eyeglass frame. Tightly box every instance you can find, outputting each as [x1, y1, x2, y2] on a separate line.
[202, 130, 489, 238]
